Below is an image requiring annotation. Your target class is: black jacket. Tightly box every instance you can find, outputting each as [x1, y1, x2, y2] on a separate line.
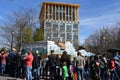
[32, 54, 41, 68]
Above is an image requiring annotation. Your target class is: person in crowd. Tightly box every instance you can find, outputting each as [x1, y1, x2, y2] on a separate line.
[84, 56, 90, 78]
[102, 54, 108, 65]
[48, 50, 56, 80]
[73, 57, 77, 80]
[32, 50, 41, 80]
[21, 55, 26, 79]
[41, 58, 47, 79]
[114, 56, 120, 78]
[100, 56, 106, 80]
[101, 54, 109, 80]
[8, 48, 16, 77]
[74, 52, 85, 80]
[93, 55, 101, 80]
[24, 50, 34, 80]
[109, 58, 119, 80]
[62, 61, 69, 80]
[0, 51, 7, 75]
[114, 51, 120, 59]
[69, 59, 75, 80]
[8, 48, 16, 58]
[55, 54, 61, 79]
[14, 51, 22, 78]
[61, 51, 71, 79]
[44, 58, 49, 79]
[61, 51, 71, 69]
[89, 56, 94, 78]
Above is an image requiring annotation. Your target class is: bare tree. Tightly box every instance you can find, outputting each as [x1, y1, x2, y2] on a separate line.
[0, 8, 39, 50]
[84, 25, 120, 56]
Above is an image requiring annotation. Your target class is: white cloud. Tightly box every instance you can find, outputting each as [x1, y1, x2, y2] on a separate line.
[81, 13, 120, 27]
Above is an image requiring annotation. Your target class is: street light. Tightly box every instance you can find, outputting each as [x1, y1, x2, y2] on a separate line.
[103, 36, 106, 54]
[11, 31, 14, 50]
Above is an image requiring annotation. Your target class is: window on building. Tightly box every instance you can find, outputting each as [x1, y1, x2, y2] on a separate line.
[72, 7, 75, 21]
[66, 6, 69, 21]
[66, 6, 68, 15]
[56, 6, 58, 11]
[69, 7, 71, 21]
[60, 33, 65, 40]
[46, 22, 51, 27]
[73, 40, 78, 48]
[66, 24, 72, 31]
[46, 5, 48, 19]
[63, 7, 65, 21]
[73, 23, 78, 31]
[45, 28, 51, 32]
[63, 13, 65, 21]
[60, 6, 64, 20]
[46, 33, 51, 40]
[73, 32, 78, 40]
[63, 6, 65, 12]
[53, 5, 55, 20]
[53, 32, 58, 38]
[56, 6, 58, 20]
[56, 12, 58, 20]
[67, 32, 72, 40]
[60, 23, 65, 31]
[53, 23, 58, 31]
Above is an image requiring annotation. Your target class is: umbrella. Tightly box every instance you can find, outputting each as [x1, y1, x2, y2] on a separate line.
[107, 48, 120, 53]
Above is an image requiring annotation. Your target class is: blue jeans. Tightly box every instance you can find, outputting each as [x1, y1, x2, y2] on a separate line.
[110, 69, 119, 80]
[0, 63, 6, 75]
[33, 67, 40, 80]
[101, 67, 109, 80]
[25, 66, 32, 80]
[77, 67, 85, 80]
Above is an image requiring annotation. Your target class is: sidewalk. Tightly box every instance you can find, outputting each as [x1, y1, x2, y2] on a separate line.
[0, 75, 46, 80]
[0, 76, 22, 80]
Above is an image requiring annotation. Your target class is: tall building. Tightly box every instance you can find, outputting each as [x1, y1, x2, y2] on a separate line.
[39, 2, 80, 49]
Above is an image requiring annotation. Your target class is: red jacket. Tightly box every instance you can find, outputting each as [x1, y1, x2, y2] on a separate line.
[24, 53, 34, 67]
[0, 53, 7, 64]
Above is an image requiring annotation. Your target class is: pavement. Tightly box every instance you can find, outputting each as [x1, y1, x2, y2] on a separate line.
[0, 74, 48, 80]
[0, 76, 22, 80]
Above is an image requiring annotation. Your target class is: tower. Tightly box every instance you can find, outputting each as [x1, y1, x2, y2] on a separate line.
[39, 2, 80, 49]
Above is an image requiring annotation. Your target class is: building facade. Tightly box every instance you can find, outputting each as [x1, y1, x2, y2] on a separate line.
[39, 2, 80, 49]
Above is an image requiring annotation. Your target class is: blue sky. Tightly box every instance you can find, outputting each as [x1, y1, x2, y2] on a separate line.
[0, 0, 120, 44]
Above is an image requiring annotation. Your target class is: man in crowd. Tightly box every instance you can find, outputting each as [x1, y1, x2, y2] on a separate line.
[14, 52, 22, 78]
[74, 52, 85, 80]
[24, 50, 34, 80]
[48, 50, 56, 80]
[0, 51, 7, 75]
[32, 50, 41, 80]
[8, 48, 16, 77]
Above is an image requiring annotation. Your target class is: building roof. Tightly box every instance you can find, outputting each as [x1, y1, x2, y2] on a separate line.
[39, 2, 80, 20]
[42, 2, 80, 7]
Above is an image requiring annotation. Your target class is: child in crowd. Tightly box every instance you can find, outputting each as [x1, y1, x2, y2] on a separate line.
[62, 61, 69, 80]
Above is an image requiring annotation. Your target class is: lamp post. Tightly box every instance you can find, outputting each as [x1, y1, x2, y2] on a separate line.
[11, 31, 14, 51]
[103, 36, 106, 54]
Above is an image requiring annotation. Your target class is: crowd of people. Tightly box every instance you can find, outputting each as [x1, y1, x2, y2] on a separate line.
[0, 48, 120, 80]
